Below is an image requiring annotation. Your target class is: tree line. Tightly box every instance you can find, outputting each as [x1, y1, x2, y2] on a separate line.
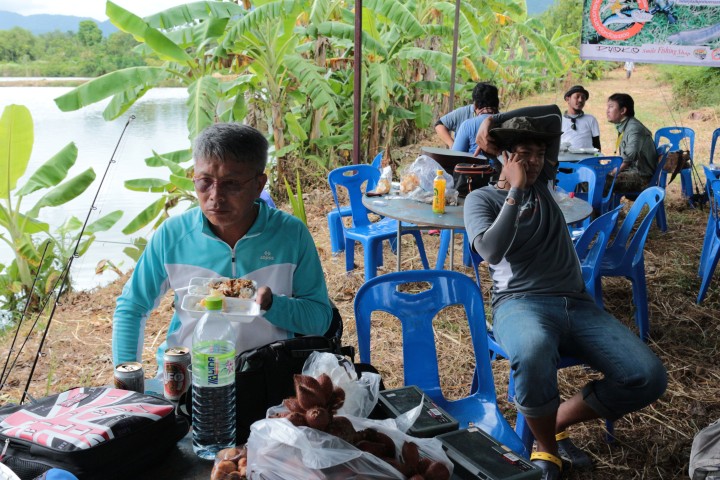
[0, 21, 147, 77]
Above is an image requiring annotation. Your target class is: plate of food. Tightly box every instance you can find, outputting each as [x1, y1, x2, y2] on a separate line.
[181, 277, 261, 320]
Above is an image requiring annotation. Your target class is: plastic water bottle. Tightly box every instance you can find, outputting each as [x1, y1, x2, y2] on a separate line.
[432, 169, 446, 214]
[192, 296, 236, 459]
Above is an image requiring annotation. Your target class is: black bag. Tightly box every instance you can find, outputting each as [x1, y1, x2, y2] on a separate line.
[0, 387, 189, 480]
[663, 149, 691, 184]
[453, 163, 495, 197]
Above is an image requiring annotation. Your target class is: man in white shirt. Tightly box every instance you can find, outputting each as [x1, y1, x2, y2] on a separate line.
[560, 85, 601, 151]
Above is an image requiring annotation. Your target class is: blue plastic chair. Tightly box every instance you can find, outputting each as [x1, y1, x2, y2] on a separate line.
[597, 187, 666, 341]
[575, 205, 622, 307]
[354, 270, 528, 457]
[611, 144, 670, 232]
[700, 166, 720, 279]
[578, 156, 623, 214]
[435, 230, 472, 270]
[557, 166, 596, 229]
[260, 189, 276, 208]
[654, 126, 695, 199]
[711, 128, 720, 165]
[698, 179, 720, 304]
[327, 152, 384, 254]
[328, 165, 428, 279]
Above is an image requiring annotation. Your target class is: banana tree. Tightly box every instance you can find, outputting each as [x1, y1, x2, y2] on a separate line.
[0, 104, 122, 312]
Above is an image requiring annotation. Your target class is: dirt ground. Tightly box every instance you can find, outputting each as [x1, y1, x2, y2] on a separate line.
[2, 65, 720, 479]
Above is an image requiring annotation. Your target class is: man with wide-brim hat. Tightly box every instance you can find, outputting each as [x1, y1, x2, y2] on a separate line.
[464, 106, 667, 480]
[560, 85, 601, 151]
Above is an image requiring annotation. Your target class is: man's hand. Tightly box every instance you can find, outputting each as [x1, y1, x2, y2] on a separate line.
[501, 151, 527, 190]
[474, 116, 499, 157]
[256, 286, 273, 311]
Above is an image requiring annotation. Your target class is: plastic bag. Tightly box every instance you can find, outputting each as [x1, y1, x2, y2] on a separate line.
[400, 155, 458, 205]
[302, 352, 381, 418]
[372, 166, 393, 195]
[400, 155, 454, 192]
[246, 415, 453, 480]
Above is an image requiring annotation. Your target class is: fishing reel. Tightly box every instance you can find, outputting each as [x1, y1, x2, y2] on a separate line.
[650, 0, 677, 24]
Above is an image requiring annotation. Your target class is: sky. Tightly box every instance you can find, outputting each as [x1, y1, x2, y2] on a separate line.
[0, 0, 192, 20]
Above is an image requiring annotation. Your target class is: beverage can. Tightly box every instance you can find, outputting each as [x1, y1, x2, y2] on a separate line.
[164, 346, 191, 401]
[114, 362, 145, 393]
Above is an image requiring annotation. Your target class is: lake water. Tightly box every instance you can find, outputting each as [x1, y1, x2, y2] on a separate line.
[0, 86, 191, 291]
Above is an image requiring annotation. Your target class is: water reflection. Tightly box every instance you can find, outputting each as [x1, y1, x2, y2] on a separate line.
[0, 86, 190, 291]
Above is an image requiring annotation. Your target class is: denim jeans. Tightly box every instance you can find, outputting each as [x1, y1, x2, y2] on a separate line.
[493, 294, 667, 420]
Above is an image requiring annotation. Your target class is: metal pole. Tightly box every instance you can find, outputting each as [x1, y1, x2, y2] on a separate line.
[448, 0, 461, 112]
[353, 0, 363, 165]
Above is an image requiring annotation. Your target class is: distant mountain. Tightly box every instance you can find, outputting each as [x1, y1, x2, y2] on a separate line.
[527, 0, 556, 15]
[0, 11, 117, 36]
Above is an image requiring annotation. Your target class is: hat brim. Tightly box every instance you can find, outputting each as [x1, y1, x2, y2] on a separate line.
[490, 128, 561, 150]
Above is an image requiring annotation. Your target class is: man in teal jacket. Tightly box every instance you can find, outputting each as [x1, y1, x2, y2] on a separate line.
[112, 124, 332, 369]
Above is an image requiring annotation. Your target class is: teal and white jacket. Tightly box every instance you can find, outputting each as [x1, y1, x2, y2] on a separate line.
[112, 200, 332, 367]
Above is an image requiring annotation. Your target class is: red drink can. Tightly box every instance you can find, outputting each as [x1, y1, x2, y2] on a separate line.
[114, 362, 145, 393]
[163, 346, 191, 401]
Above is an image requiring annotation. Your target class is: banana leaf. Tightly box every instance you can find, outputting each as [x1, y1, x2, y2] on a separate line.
[0, 105, 33, 197]
[15, 143, 78, 197]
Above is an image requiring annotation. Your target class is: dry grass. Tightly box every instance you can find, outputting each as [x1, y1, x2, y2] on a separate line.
[2, 65, 720, 479]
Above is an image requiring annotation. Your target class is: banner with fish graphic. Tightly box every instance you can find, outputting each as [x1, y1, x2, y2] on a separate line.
[580, 0, 720, 66]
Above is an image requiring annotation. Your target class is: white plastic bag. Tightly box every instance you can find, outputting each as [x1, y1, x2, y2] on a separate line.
[400, 155, 458, 205]
[246, 415, 453, 480]
[301, 352, 381, 418]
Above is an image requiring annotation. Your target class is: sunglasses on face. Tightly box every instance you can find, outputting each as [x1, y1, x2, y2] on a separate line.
[193, 175, 258, 193]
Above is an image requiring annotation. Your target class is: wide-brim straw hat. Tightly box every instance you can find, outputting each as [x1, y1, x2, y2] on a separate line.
[490, 116, 562, 150]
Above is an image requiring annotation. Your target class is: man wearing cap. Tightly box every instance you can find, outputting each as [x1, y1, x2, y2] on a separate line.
[561, 85, 601, 151]
[607, 92, 658, 194]
[435, 82, 500, 148]
[465, 106, 667, 479]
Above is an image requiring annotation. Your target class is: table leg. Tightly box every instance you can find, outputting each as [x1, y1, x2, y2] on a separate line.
[396, 222, 402, 271]
[449, 228, 455, 271]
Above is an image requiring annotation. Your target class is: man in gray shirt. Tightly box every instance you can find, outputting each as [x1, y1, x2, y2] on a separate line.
[464, 107, 667, 480]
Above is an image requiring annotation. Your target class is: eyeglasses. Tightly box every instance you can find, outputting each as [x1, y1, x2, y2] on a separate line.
[569, 117, 577, 130]
[193, 175, 258, 194]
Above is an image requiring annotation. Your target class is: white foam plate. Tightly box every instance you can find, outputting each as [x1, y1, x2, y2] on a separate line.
[568, 147, 599, 154]
[180, 294, 262, 321]
[187, 277, 257, 299]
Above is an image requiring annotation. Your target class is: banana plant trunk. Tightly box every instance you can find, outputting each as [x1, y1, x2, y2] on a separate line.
[271, 102, 287, 194]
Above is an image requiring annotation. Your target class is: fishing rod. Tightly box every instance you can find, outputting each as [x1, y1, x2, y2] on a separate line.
[0, 242, 50, 392]
[17, 114, 136, 405]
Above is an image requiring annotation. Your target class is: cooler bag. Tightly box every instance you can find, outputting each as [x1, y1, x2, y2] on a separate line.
[0, 387, 189, 480]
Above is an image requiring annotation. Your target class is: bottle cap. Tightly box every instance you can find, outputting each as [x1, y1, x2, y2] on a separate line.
[436, 169, 444, 176]
[204, 295, 223, 310]
[568, 192, 575, 198]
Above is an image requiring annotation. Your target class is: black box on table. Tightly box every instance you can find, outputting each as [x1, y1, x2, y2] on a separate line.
[437, 427, 541, 480]
[376, 385, 459, 438]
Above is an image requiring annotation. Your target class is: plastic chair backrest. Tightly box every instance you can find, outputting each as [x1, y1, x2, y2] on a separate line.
[354, 270, 497, 401]
[575, 205, 622, 286]
[557, 166, 596, 209]
[327, 165, 379, 229]
[711, 129, 720, 165]
[654, 126, 695, 157]
[703, 165, 720, 196]
[651, 144, 671, 188]
[713, 179, 720, 236]
[371, 151, 384, 170]
[605, 186, 665, 268]
[578, 156, 623, 209]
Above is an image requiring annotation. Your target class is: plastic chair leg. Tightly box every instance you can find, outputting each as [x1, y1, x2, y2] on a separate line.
[344, 238, 355, 273]
[697, 242, 720, 304]
[699, 216, 716, 277]
[436, 230, 451, 270]
[680, 168, 693, 199]
[364, 239, 381, 280]
[375, 242, 384, 269]
[655, 201, 667, 232]
[462, 232, 472, 267]
[327, 210, 346, 254]
[631, 262, 650, 341]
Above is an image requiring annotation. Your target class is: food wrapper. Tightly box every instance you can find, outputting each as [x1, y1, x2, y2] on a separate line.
[399, 155, 458, 205]
[371, 166, 393, 195]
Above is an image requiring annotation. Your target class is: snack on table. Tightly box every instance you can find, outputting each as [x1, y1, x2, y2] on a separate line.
[400, 173, 420, 193]
[208, 278, 257, 299]
[373, 178, 391, 195]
